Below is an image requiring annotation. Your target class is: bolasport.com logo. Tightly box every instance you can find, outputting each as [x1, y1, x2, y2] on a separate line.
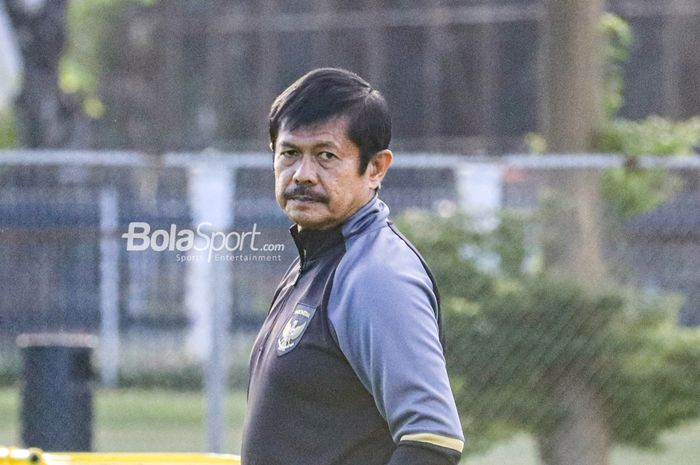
[121, 222, 285, 263]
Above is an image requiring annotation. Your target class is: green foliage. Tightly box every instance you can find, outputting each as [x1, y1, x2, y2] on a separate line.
[445, 277, 626, 438]
[599, 13, 633, 118]
[594, 14, 698, 220]
[61, 0, 155, 118]
[595, 14, 700, 159]
[596, 13, 700, 158]
[396, 210, 700, 455]
[1, 359, 248, 391]
[61, 0, 111, 116]
[609, 316, 700, 448]
[596, 115, 697, 219]
[0, 109, 17, 148]
[524, 132, 547, 155]
[117, 362, 249, 391]
[117, 364, 205, 391]
[601, 167, 681, 219]
[597, 116, 700, 157]
[397, 210, 492, 302]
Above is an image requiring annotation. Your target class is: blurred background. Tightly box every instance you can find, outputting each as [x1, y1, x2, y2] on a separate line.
[0, 1, 699, 465]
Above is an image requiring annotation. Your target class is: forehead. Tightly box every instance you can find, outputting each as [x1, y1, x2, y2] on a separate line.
[277, 117, 355, 149]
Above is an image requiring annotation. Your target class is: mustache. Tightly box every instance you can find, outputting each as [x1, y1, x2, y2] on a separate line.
[283, 186, 330, 204]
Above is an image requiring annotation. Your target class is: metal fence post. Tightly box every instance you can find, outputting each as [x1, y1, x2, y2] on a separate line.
[99, 188, 120, 387]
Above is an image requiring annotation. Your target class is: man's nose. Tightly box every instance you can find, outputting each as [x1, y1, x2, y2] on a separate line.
[292, 155, 318, 184]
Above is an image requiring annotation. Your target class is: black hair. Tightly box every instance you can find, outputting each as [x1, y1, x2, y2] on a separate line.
[269, 68, 391, 174]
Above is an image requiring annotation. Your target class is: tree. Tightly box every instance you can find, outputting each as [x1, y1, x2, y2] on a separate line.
[539, 0, 603, 153]
[536, 3, 613, 462]
[536, 0, 608, 280]
[532, 4, 700, 463]
[6, 0, 92, 148]
[397, 211, 700, 465]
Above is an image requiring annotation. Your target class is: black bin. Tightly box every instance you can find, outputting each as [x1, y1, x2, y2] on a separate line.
[18, 333, 96, 451]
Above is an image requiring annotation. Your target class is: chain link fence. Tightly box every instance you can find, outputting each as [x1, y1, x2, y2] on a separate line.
[0, 151, 698, 461]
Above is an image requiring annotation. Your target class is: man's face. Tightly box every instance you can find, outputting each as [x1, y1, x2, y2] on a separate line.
[273, 117, 376, 231]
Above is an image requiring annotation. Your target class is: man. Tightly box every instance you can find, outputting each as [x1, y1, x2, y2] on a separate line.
[242, 68, 464, 465]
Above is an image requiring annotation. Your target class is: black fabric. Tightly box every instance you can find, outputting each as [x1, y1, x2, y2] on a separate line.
[242, 236, 396, 465]
[387, 443, 461, 465]
[290, 224, 344, 265]
[242, 204, 461, 465]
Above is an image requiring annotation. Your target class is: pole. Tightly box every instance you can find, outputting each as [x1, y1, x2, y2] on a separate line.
[186, 165, 234, 453]
[99, 188, 120, 387]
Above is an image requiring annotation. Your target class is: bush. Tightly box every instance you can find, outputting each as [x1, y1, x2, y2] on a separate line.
[396, 209, 700, 455]
[595, 115, 697, 220]
[596, 116, 700, 157]
[117, 362, 249, 391]
[601, 166, 681, 219]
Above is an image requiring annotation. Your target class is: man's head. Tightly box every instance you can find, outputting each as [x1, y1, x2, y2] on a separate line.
[269, 68, 392, 175]
[270, 68, 393, 231]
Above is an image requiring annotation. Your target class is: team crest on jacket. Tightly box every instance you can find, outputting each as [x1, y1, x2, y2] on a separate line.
[277, 305, 315, 355]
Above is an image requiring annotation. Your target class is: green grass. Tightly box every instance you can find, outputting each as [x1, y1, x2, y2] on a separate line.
[462, 426, 700, 465]
[0, 387, 246, 454]
[0, 387, 19, 445]
[1, 387, 699, 464]
[95, 389, 247, 453]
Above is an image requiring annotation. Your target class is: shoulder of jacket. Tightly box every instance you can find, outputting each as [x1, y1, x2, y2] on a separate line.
[336, 224, 428, 285]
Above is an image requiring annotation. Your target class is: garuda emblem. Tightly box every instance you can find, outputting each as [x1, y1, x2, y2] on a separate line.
[277, 305, 315, 355]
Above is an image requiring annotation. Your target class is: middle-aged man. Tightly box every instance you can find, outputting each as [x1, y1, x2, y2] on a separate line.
[241, 68, 464, 465]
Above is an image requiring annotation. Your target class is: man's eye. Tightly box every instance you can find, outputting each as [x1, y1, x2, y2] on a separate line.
[280, 150, 298, 158]
[319, 152, 336, 161]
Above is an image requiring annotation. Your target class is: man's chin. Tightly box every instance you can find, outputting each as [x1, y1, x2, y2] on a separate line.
[286, 202, 319, 215]
[286, 208, 319, 226]
[286, 211, 336, 231]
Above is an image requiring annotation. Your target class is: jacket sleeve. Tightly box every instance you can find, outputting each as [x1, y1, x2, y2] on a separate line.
[328, 232, 464, 465]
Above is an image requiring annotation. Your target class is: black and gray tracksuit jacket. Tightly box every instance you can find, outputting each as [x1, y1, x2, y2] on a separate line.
[242, 196, 464, 465]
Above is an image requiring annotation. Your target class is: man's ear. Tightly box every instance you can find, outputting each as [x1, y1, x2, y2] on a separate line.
[367, 150, 393, 189]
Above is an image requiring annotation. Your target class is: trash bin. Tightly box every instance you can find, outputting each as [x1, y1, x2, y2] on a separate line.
[17, 333, 96, 452]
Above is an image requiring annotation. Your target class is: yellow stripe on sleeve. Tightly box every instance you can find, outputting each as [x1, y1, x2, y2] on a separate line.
[400, 433, 465, 452]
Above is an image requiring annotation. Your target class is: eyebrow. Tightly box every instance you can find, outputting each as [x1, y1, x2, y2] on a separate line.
[277, 140, 339, 150]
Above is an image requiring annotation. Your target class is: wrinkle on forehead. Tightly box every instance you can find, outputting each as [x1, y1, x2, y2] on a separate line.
[277, 117, 350, 148]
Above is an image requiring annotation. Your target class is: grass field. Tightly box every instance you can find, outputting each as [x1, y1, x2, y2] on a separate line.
[0, 387, 247, 453]
[1, 387, 698, 464]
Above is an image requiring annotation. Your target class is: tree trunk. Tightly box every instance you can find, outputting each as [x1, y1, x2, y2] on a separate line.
[539, 0, 603, 152]
[7, 0, 92, 148]
[538, 3, 610, 463]
[538, 0, 608, 281]
[538, 374, 610, 465]
[542, 169, 607, 285]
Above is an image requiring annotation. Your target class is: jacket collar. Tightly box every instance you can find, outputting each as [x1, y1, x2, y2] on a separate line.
[290, 194, 390, 264]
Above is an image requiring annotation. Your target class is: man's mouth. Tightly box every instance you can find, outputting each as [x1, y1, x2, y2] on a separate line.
[289, 195, 318, 202]
[284, 189, 329, 204]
